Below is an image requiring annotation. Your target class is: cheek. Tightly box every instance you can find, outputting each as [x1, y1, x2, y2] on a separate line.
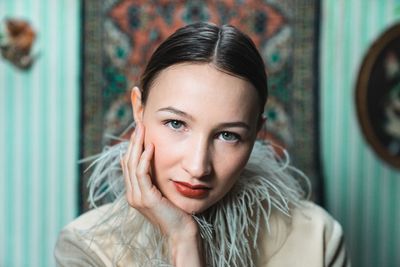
[144, 125, 180, 177]
[143, 122, 168, 150]
[215, 146, 252, 182]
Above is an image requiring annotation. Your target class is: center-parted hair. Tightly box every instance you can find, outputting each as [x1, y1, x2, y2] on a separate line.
[140, 22, 268, 112]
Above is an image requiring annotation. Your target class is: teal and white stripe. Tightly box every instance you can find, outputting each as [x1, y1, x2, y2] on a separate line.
[0, 0, 80, 266]
[322, 1, 400, 266]
[0, 51, 5, 265]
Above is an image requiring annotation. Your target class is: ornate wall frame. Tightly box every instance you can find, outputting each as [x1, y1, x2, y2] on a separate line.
[356, 23, 400, 169]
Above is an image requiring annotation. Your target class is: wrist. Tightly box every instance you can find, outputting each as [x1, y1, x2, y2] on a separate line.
[167, 216, 199, 242]
[169, 226, 204, 267]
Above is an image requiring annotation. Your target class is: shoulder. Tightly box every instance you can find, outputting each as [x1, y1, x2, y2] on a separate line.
[62, 204, 114, 231]
[54, 204, 122, 267]
[257, 201, 349, 267]
[291, 201, 342, 238]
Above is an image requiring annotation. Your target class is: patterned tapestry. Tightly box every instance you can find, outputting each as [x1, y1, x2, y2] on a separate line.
[81, 0, 322, 212]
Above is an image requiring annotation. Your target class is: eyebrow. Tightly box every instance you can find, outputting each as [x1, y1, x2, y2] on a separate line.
[218, 122, 250, 130]
[157, 106, 194, 120]
[157, 106, 250, 130]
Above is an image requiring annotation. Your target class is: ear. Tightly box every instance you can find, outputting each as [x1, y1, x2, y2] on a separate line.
[131, 86, 144, 123]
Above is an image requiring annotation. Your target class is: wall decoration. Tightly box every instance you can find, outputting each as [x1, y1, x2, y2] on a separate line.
[0, 18, 37, 70]
[81, 0, 321, 211]
[356, 23, 400, 169]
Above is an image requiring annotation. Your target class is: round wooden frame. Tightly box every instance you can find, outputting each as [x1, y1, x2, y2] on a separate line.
[356, 23, 400, 169]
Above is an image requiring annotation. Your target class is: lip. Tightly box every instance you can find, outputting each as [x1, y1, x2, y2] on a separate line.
[173, 181, 211, 198]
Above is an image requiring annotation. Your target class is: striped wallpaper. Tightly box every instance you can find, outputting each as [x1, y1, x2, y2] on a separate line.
[0, 1, 80, 267]
[321, 1, 400, 267]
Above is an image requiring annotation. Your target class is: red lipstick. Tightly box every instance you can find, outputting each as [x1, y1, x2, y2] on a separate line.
[173, 181, 210, 198]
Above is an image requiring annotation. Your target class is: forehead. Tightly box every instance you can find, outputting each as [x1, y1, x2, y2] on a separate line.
[145, 63, 260, 122]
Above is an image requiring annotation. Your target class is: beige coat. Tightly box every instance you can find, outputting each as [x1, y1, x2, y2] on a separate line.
[54, 201, 349, 267]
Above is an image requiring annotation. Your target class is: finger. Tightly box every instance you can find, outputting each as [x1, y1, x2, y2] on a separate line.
[121, 158, 133, 197]
[136, 143, 154, 192]
[123, 126, 136, 164]
[128, 123, 144, 194]
[122, 128, 137, 194]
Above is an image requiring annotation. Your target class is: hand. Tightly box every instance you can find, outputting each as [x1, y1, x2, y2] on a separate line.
[120, 122, 204, 266]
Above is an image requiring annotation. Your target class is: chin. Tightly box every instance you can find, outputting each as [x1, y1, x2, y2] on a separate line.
[162, 185, 215, 214]
[174, 199, 212, 215]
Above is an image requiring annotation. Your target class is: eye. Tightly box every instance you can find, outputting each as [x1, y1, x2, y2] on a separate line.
[165, 120, 185, 130]
[218, 131, 241, 142]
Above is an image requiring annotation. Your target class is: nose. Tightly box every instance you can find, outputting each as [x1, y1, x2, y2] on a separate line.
[182, 136, 212, 178]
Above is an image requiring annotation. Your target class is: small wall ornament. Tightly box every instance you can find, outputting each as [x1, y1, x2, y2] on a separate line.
[356, 23, 400, 169]
[0, 18, 37, 70]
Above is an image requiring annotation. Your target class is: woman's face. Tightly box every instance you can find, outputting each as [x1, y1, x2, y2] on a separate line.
[138, 63, 260, 214]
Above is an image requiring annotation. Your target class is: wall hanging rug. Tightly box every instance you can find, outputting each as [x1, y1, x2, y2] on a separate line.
[80, 0, 322, 212]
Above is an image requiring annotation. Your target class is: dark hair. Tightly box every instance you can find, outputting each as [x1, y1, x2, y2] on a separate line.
[140, 22, 268, 113]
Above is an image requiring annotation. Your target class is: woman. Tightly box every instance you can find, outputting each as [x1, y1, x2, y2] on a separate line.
[55, 22, 349, 267]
